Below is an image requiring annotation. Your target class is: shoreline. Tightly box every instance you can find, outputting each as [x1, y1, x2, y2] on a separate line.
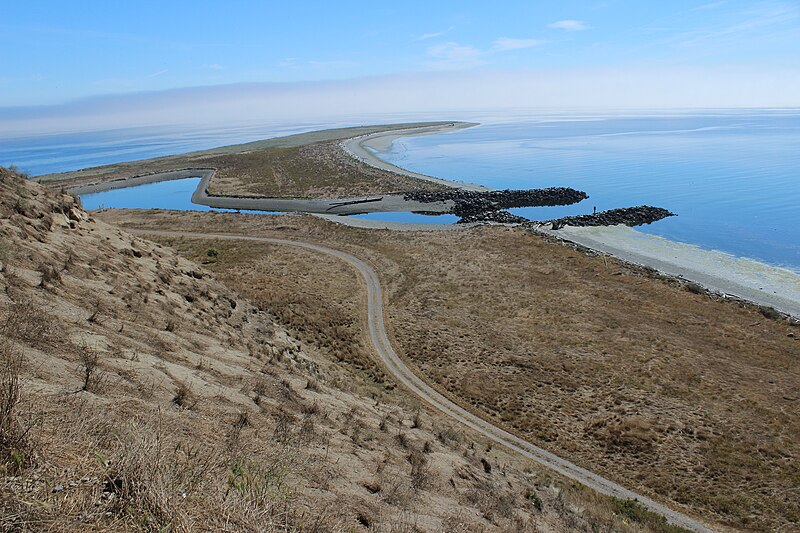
[66, 122, 486, 216]
[342, 122, 490, 192]
[65, 121, 799, 317]
[536, 225, 800, 318]
[350, 127, 800, 318]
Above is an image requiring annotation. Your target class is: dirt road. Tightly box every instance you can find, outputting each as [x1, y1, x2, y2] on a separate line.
[130, 229, 715, 533]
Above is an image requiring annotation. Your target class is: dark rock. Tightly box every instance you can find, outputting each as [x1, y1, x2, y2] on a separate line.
[457, 210, 529, 224]
[405, 187, 589, 218]
[539, 206, 675, 230]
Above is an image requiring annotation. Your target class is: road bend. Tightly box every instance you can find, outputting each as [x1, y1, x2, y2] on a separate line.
[130, 229, 714, 533]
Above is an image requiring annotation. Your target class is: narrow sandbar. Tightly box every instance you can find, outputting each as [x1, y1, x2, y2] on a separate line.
[342, 122, 491, 192]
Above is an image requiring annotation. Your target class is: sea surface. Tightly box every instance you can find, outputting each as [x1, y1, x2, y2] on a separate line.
[369, 110, 800, 271]
[2, 110, 798, 272]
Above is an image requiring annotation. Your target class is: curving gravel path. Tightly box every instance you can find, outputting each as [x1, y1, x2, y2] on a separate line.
[130, 229, 715, 533]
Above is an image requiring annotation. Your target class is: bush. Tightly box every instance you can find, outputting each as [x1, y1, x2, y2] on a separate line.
[611, 498, 689, 533]
[172, 381, 194, 409]
[685, 282, 705, 295]
[759, 305, 781, 320]
[37, 263, 61, 288]
[0, 328, 31, 474]
[79, 344, 104, 393]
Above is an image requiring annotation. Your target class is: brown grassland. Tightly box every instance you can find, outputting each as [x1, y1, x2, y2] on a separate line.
[1, 168, 695, 532]
[101, 208, 800, 532]
[204, 141, 445, 198]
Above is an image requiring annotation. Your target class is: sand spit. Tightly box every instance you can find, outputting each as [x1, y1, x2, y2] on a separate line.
[342, 122, 490, 191]
[64, 123, 488, 215]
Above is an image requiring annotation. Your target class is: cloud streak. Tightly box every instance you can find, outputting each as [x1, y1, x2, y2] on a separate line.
[414, 28, 453, 41]
[492, 37, 547, 51]
[548, 20, 589, 31]
[426, 37, 546, 69]
[425, 42, 485, 69]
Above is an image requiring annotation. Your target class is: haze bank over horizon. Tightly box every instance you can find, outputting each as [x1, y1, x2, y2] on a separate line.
[2, 66, 800, 136]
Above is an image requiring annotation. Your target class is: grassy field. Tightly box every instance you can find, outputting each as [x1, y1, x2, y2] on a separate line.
[34, 123, 452, 199]
[101, 208, 800, 532]
[2, 167, 689, 532]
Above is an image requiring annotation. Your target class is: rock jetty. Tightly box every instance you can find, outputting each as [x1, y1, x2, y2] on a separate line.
[539, 206, 675, 230]
[405, 187, 588, 214]
[457, 210, 530, 224]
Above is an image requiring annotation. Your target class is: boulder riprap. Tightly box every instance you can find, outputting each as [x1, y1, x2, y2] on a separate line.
[538, 206, 676, 230]
[404, 187, 588, 224]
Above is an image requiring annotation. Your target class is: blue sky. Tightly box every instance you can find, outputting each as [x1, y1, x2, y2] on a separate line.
[1, 1, 799, 133]
[2, 0, 798, 104]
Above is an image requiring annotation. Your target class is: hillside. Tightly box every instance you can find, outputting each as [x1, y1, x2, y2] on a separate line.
[100, 207, 800, 532]
[0, 168, 689, 531]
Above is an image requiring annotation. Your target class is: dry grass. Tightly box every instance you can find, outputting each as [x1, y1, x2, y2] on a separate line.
[100, 208, 800, 531]
[34, 123, 451, 199]
[206, 141, 446, 198]
[1, 167, 688, 531]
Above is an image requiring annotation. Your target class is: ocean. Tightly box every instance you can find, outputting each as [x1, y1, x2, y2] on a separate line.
[370, 110, 800, 272]
[2, 109, 798, 273]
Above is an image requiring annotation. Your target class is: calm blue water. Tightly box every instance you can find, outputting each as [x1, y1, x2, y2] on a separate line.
[375, 111, 800, 271]
[0, 121, 346, 176]
[79, 177, 276, 215]
[2, 110, 798, 271]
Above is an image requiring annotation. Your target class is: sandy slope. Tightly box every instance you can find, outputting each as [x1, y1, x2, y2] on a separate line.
[127, 229, 714, 533]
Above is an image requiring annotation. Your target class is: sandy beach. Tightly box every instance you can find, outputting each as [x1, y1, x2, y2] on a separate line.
[540, 225, 800, 317]
[342, 122, 490, 191]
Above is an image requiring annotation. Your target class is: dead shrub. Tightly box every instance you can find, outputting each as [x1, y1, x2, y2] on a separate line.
[78, 344, 105, 393]
[6, 297, 61, 348]
[172, 381, 194, 409]
[273, 409, 295, 445]
[411, 407, 422, 429]
[0, 335, 30, 474]
[86, 298, 102, 324]
[408, 449, 431, 491]
[104, 420, 210, 531]
[37, 262, 61, 288]
[436, 426, 462, 449]
[396, 431, 409, 449]
[466, 479, 515, 522]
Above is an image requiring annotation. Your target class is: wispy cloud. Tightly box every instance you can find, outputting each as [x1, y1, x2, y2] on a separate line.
[280, 58, 358, 70]
[308, 59, 359, 69]
[548, 20, 590, 31]
[694, 1, 728, 11]
[663, 2, 799, 49]
[426, 36, 546, 69]
[146, 69, 168, 78]
[426, 42, 485, 69]
[414, 27, 453, 41]
[202, 63, 224, 70]
[492, 37, 547, 51]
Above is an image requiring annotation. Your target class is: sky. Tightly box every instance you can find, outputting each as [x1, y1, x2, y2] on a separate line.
[1, 1, 799, 133]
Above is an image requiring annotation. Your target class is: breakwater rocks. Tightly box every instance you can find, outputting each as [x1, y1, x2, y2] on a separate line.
[404, 187, 588, 216]
[540, 206, 676, 230]
[457, 210, 530, 224]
